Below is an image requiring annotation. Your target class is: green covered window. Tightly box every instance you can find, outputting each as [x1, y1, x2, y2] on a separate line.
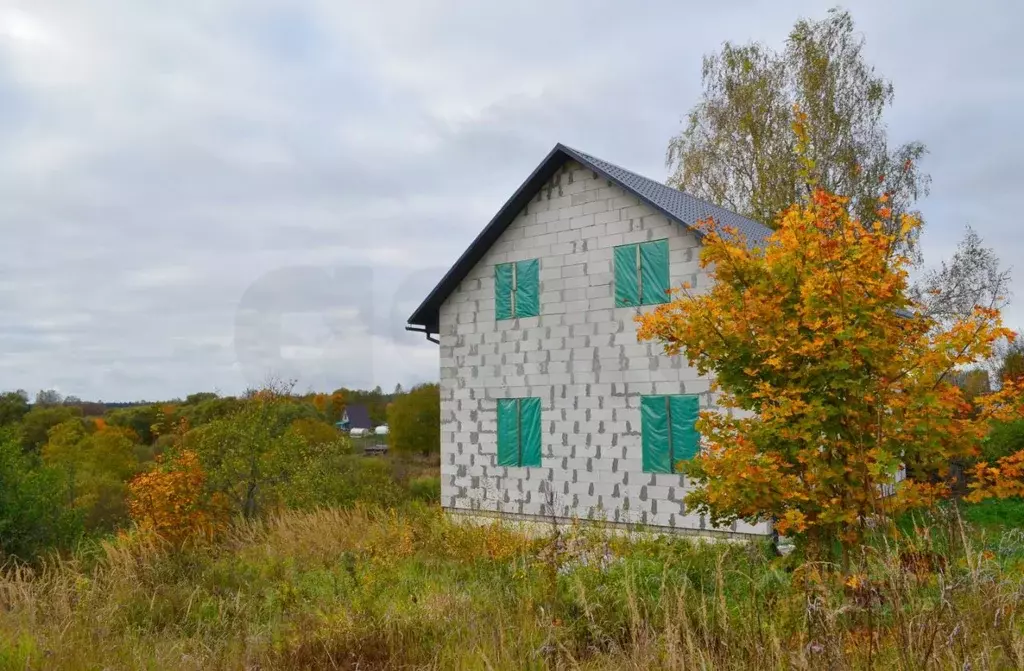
[614, 239, 670, 307]
[495, 259, 540, 320]
[497, 397, 542, 467]
[641, 395, 700, 474]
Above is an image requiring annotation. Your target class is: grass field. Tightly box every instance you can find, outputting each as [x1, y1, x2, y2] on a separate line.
[1, 497, 1023, 670]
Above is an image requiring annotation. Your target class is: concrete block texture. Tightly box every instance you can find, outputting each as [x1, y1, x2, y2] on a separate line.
[436, 160, 769, 536]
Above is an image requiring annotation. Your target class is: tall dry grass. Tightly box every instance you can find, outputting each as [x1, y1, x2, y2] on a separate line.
[1, 503, 1022, 670]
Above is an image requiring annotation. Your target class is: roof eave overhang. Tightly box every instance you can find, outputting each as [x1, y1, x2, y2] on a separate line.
[405, 144, 569, 334]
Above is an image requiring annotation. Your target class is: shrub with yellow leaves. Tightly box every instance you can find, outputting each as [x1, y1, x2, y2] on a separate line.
[127, 448, 228, 547]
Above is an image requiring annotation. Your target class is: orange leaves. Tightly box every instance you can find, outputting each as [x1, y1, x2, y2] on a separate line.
[966, 450, 1024, 503]
[636, 170, 1013, 555]
[310, 393, 330, 413]
[776, 510, 808, 535]
[127, 450, 228, 547]
[976, 379, 1024, 425]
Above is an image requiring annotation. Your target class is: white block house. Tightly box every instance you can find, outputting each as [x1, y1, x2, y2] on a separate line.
[406, 144, 774, 538]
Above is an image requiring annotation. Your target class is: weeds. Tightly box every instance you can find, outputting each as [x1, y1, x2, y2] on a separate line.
[0, 503, 1022, 669]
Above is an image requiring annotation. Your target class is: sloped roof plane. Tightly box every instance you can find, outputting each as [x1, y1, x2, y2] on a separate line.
[340, 404, 372, 430]
[406, 144, 773, 335]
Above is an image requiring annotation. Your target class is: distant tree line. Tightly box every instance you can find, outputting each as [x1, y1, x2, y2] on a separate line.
[0, 380, 441, 562]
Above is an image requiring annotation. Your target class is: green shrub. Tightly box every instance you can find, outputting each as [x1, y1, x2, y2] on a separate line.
[981, 419, 1024, 463]
[386, 384, 440, 457]
[287, 417, 346, 451]
[19, 405, 82, 454]
[186, 389, 332, 519]
[0, 430, 83, 561]
[407, 475, 440, 504]
[105, 405, 162, 445]
[286, 454, 404, 510]
[0, 391, 29, 428]
[178, 395, 245, 428]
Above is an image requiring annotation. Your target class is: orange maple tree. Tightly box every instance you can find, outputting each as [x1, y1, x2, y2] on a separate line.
[967, 449, 1024, 502]
[966, 379, 1024, 502]
[636, 114, 1017, 557]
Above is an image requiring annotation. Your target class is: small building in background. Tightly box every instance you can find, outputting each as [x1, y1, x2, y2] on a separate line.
[336, 404, 372, 433]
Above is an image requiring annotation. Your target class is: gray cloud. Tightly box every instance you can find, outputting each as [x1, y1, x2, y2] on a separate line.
[0, 0, 1020, 400]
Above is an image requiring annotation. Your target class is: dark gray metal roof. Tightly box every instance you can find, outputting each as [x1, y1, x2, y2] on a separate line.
[406, 143, 773, 334]
[340, 404, 372, 430]
[564, 146, 772, 249]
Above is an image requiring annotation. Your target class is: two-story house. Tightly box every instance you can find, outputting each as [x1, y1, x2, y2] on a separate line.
[406, 144, 774, 537]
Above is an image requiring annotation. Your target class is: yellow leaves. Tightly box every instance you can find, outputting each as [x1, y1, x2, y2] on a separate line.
[127, 449, 228, 547]
[845, 573, 868, 590]
[967, 450, 1024, 503]
[634, 151, 1014, 555]
[898, 213, 921, 238]
[363, 512, 417, 567]
[776, 510, 808, 535]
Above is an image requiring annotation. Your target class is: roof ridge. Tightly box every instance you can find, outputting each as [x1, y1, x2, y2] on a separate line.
[560, 144, 658, 181]
[562, 144, 765, 227]
[406, 142, 774, 332]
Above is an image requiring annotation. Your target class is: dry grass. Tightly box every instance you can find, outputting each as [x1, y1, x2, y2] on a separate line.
[1, 503, 1023, 670]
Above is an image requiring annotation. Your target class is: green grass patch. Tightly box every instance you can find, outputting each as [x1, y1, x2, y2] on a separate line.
[961, 497, 1024, 528]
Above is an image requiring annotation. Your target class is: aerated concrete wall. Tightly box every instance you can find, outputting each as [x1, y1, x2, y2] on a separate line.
[437, 159, 770, 536]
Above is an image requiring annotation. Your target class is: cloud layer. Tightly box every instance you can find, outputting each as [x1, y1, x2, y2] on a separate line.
[0, 1, 1020, 400]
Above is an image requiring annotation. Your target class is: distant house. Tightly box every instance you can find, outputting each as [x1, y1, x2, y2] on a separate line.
[406, 143, 774, 537]
[336, 404, 372, 432]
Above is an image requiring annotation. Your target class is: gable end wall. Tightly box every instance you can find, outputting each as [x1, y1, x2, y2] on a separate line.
[438, 160, 769, 536]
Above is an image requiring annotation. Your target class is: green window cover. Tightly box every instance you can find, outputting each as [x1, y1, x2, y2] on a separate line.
[640, 239, 670, 305]
[496, 398, 542, 467]
[614, 244, 640, 307]
[669, 395, 700, 462]
[641, 396, 671, 473]
[495, 263, 514, 320]
[496, 398, 520, 466]
[641, 394, 701, 474]
[514, 259, 540, 318]
[616, 240, 670, 308]
[519, 397, 542, 466]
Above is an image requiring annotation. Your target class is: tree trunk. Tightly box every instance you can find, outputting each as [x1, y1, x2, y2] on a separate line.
[243, 482, 258, 519]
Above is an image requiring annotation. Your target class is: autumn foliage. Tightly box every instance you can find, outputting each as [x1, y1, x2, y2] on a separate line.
[637, 116, 1018, 555]
[127, 448, 227, 546]
[967, 400, 1024, 502]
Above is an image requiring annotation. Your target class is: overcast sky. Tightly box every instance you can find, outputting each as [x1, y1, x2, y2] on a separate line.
[0, 1, 1020, 401]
